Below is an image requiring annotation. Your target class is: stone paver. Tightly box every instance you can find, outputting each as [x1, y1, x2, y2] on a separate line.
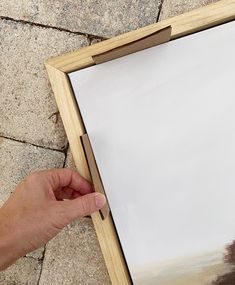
[0, 136, 65, 275]
[0, 19, 89, 150]
[65, 148, 77, 170]
[159, 0, 218, 20]
[39, 219, 111, 285]
[0, 257, 41, 285]
[0, 0, 161, 38]
[38, 149, 110, 285]
[0, 136, 64, 206]
[26, 247, 45, 260]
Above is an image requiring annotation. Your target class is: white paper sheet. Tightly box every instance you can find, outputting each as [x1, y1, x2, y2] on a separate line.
[69, 21, 235, 285]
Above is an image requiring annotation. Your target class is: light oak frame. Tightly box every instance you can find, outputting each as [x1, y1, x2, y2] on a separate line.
[45, 1, 235, 284]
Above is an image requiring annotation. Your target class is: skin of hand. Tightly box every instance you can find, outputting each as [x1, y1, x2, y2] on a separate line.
[0, 168, 106, 270]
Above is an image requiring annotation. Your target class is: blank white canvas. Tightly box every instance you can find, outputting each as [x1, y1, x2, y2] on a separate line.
[69, 21, 235, 284]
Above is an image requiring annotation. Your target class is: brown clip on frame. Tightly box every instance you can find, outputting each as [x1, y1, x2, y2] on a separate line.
[81, 134, 110, 219]
[92, 25, 172, 64]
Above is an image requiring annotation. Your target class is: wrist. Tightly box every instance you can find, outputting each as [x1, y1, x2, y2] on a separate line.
[0, 207, 23, 270]
[0, 236, 12, 270]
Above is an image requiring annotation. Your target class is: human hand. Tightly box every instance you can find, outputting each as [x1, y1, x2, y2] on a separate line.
[0, 169, 106, 270]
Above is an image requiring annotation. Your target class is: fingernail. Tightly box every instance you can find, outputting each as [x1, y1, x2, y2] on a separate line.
[95, 193, 106, 208]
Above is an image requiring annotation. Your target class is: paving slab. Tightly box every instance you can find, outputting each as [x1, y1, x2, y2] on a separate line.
[0, 137, 65, 206]
[65, 148, 77, 170]
[0, 0, 161, 38]
[26, 247, 45, 260]
[0, 257, 41, 285]
[39, 219, 111, 285]
[0, 19, 89, 150]
[159, 0, 219, 20]
[0, 137, 65, 261]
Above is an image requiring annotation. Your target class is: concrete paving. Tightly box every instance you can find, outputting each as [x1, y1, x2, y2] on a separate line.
[160, 0, 218, 20]
[0, 19, 89, 150]
[0, 0, 220, 284]
[0, 136, 64, 206]
[39, 219, 111, 285]
[0, 0, 161, 38]
[0, 257, 41, 285]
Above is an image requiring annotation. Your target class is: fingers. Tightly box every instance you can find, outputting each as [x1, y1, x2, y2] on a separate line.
[54, 187, 82, 201]
[61, 193, 106, 221]
[36, 169, 93, 195]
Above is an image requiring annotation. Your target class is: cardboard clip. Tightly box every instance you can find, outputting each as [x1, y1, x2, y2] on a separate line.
[81, 134, 110, 220]
[92, 25, 172, 64]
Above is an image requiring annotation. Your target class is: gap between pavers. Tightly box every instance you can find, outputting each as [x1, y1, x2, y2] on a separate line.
[0, 257, 42, 285]
[0, 136, 65, 206]
[39, 219, 111, 285]
[0, 18, 89, 150]
[0, 0, 161, 38]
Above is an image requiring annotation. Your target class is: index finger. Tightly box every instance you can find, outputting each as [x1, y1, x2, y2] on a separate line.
[40, 168, 93, 195]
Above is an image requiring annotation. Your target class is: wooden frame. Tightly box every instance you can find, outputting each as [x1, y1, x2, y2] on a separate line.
[45, 1, 235, 284]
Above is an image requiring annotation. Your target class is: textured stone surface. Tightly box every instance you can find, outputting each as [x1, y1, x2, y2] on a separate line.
[0, 19, 89, 150]
[0, 137, 64, 206]
[39, 219, 111, 285]
[0, 257, 41, 285]
[0, 0, 161, 38]
[65, 147, 76, 170]
[26, 247, 45, 260]
[159, 0, 219, 20]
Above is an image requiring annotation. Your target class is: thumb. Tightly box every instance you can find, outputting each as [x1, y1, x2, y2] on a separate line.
[62, 193, 106, 222]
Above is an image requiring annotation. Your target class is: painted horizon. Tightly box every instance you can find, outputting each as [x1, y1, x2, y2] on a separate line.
[133, 241, 235, 285]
